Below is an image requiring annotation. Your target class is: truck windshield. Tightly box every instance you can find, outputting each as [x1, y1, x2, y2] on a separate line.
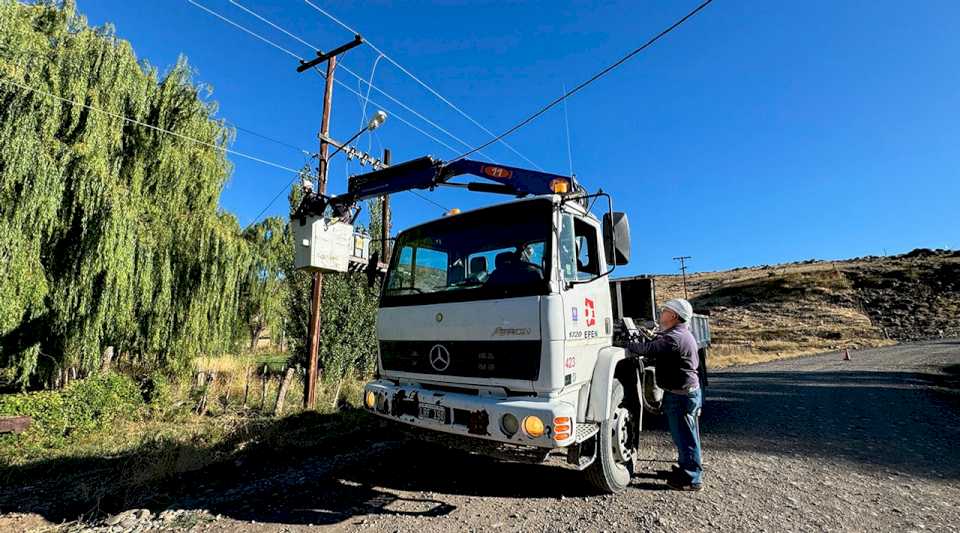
[382, 199, 552, 306]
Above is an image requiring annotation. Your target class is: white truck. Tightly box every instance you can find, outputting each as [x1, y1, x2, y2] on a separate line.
[293, 156, 710, 493]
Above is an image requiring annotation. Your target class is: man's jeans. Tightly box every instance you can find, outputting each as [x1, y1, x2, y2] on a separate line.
[663, 388, 703, 485]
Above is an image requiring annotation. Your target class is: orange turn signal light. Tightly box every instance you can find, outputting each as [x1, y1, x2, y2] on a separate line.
[555, 433, 571, 441]
[549, 178, 569, 194]
[554, 417, 570, 425]
[555, 424, 571, 433]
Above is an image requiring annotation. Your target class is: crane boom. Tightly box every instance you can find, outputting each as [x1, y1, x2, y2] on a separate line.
[293, 156, 581, 219]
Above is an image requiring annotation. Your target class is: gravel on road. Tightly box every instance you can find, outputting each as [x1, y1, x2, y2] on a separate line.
[3, 340, 959, 532]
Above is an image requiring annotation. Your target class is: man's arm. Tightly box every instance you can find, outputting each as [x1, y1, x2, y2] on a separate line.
[626, 334, 677, 359]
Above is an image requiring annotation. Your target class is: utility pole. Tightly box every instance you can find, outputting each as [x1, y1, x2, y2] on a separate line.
[380, 149, 392, 260]
[299, 35, 364, 410]
[673, 256, 692, 299]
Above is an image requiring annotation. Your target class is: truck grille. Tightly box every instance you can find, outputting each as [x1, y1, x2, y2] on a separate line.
[379, 340, 541, 381]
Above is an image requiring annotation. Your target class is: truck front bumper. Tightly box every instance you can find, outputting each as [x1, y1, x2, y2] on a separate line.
[363, 380, 577, 448]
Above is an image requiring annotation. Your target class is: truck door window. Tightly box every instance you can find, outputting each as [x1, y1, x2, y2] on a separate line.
[575, 218, 599, 278]
[559, 215, 599, 281]
[387, 246, 414, 290]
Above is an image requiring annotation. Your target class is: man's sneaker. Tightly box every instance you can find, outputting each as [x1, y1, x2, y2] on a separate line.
[666, 476, 703, 491]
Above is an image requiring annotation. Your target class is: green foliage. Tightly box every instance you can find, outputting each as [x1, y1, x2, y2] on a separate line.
[0, 0, 252, 387]
[285, 190, 381, 382]
[0, 1, 384, 393]
[142, 369, 173, 412]
[0, 372, 143, 452]
[241, 217, 292, 350]
[318, 272, 381, 380]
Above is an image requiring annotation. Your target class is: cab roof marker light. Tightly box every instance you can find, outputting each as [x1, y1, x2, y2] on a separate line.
[549, 178, 569, 194]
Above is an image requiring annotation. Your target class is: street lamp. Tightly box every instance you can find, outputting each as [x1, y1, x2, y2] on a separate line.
[328, 110, 387, 160]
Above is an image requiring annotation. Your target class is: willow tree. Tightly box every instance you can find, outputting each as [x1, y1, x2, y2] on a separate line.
[0, 0, 250, 388]
[241, 217, 291, 350]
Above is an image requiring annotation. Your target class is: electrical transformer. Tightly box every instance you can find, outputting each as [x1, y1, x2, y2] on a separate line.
[292, 216, 368, 273]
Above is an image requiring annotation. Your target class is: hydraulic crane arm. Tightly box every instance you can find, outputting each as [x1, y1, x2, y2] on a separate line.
[293, 156, 582, 219]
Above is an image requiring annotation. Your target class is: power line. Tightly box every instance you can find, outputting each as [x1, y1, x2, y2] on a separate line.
[222, 0, 496, 162]
[248, 176, 300, 225]
[0, 76, 303, 174]
[408, 190, 448, 211]
[313, 68, 462, 155]
[188, 0, 466, 158]
[228, 0, 317, 51]
[187, 3, 454, 223]
[187, 0, 301, 60]
[3, 46, 310, 162]
[454, 0, 715, 162]
[229, 122, 311, 156]
[301, 0, 544, 170]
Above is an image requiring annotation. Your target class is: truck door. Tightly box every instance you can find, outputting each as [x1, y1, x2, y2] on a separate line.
[557, 213, 612, 389]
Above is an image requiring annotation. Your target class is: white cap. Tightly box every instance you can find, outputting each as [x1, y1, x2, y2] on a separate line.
[663, 298, 693, 322]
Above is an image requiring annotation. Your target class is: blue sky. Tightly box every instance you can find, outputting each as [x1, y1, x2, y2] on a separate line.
[78, 0, 959, 275]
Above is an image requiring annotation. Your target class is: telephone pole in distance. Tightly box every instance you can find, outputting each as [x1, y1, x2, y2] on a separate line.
[673, 255, 692, 299]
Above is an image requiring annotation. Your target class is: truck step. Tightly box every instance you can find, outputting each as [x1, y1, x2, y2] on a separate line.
[575, 422, 599, 443]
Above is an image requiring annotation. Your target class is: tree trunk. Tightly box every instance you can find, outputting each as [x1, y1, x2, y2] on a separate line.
[274, 367, 295, 417]
[100, 346, 114, 373]
[250, 317, 265, 350]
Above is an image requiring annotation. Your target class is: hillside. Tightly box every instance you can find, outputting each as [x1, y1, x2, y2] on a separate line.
[654, 249, 960, 367]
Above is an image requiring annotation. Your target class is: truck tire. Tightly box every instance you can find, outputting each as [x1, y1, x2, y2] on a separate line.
[585, 381, 635, 493]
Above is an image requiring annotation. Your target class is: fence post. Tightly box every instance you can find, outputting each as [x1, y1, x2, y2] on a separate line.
[274, 367, 295, 417]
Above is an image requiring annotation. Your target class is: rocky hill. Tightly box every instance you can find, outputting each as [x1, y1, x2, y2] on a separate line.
[654, 249, 960, 367]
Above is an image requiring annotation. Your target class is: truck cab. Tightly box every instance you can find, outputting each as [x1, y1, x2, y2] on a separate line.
[363, 192, 642, 492]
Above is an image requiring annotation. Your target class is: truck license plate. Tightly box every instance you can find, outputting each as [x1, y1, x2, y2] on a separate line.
[418, 404, 446, 424]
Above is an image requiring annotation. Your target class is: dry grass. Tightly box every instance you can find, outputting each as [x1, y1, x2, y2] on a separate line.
[708, 339, 896, 369]
[193, 354, 258, 376]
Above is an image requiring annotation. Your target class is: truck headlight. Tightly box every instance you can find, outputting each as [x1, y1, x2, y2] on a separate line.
[522, 416, 545, 438]
[501, 413, 519, 436]
[364, 390, 376, 409]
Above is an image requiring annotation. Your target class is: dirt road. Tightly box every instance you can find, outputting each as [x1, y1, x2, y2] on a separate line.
[4, 340, 960, 532]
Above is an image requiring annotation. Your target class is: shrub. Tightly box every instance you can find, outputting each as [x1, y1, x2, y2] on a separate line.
[141, 370, 173, 412]
[0, 372, 144, 453]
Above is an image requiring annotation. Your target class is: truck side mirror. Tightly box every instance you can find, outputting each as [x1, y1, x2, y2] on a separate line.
[603, 212, 630, 266]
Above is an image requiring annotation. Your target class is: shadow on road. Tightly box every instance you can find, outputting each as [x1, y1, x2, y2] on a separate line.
[701, 367, 960, 480]
[2, 352, 958, 527]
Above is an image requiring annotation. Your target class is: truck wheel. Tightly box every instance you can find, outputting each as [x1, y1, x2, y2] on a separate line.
[585, 381, 635, 493]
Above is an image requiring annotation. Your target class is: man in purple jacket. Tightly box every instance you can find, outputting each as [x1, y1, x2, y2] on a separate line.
[627, 298, 703, 491]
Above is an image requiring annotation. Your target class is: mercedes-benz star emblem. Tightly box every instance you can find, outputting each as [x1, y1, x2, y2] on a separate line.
[429, 344, 451, 372]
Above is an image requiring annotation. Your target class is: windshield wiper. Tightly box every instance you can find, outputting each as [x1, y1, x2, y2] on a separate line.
[447, 279, 485, 288]
[384, 287, 424, 294]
